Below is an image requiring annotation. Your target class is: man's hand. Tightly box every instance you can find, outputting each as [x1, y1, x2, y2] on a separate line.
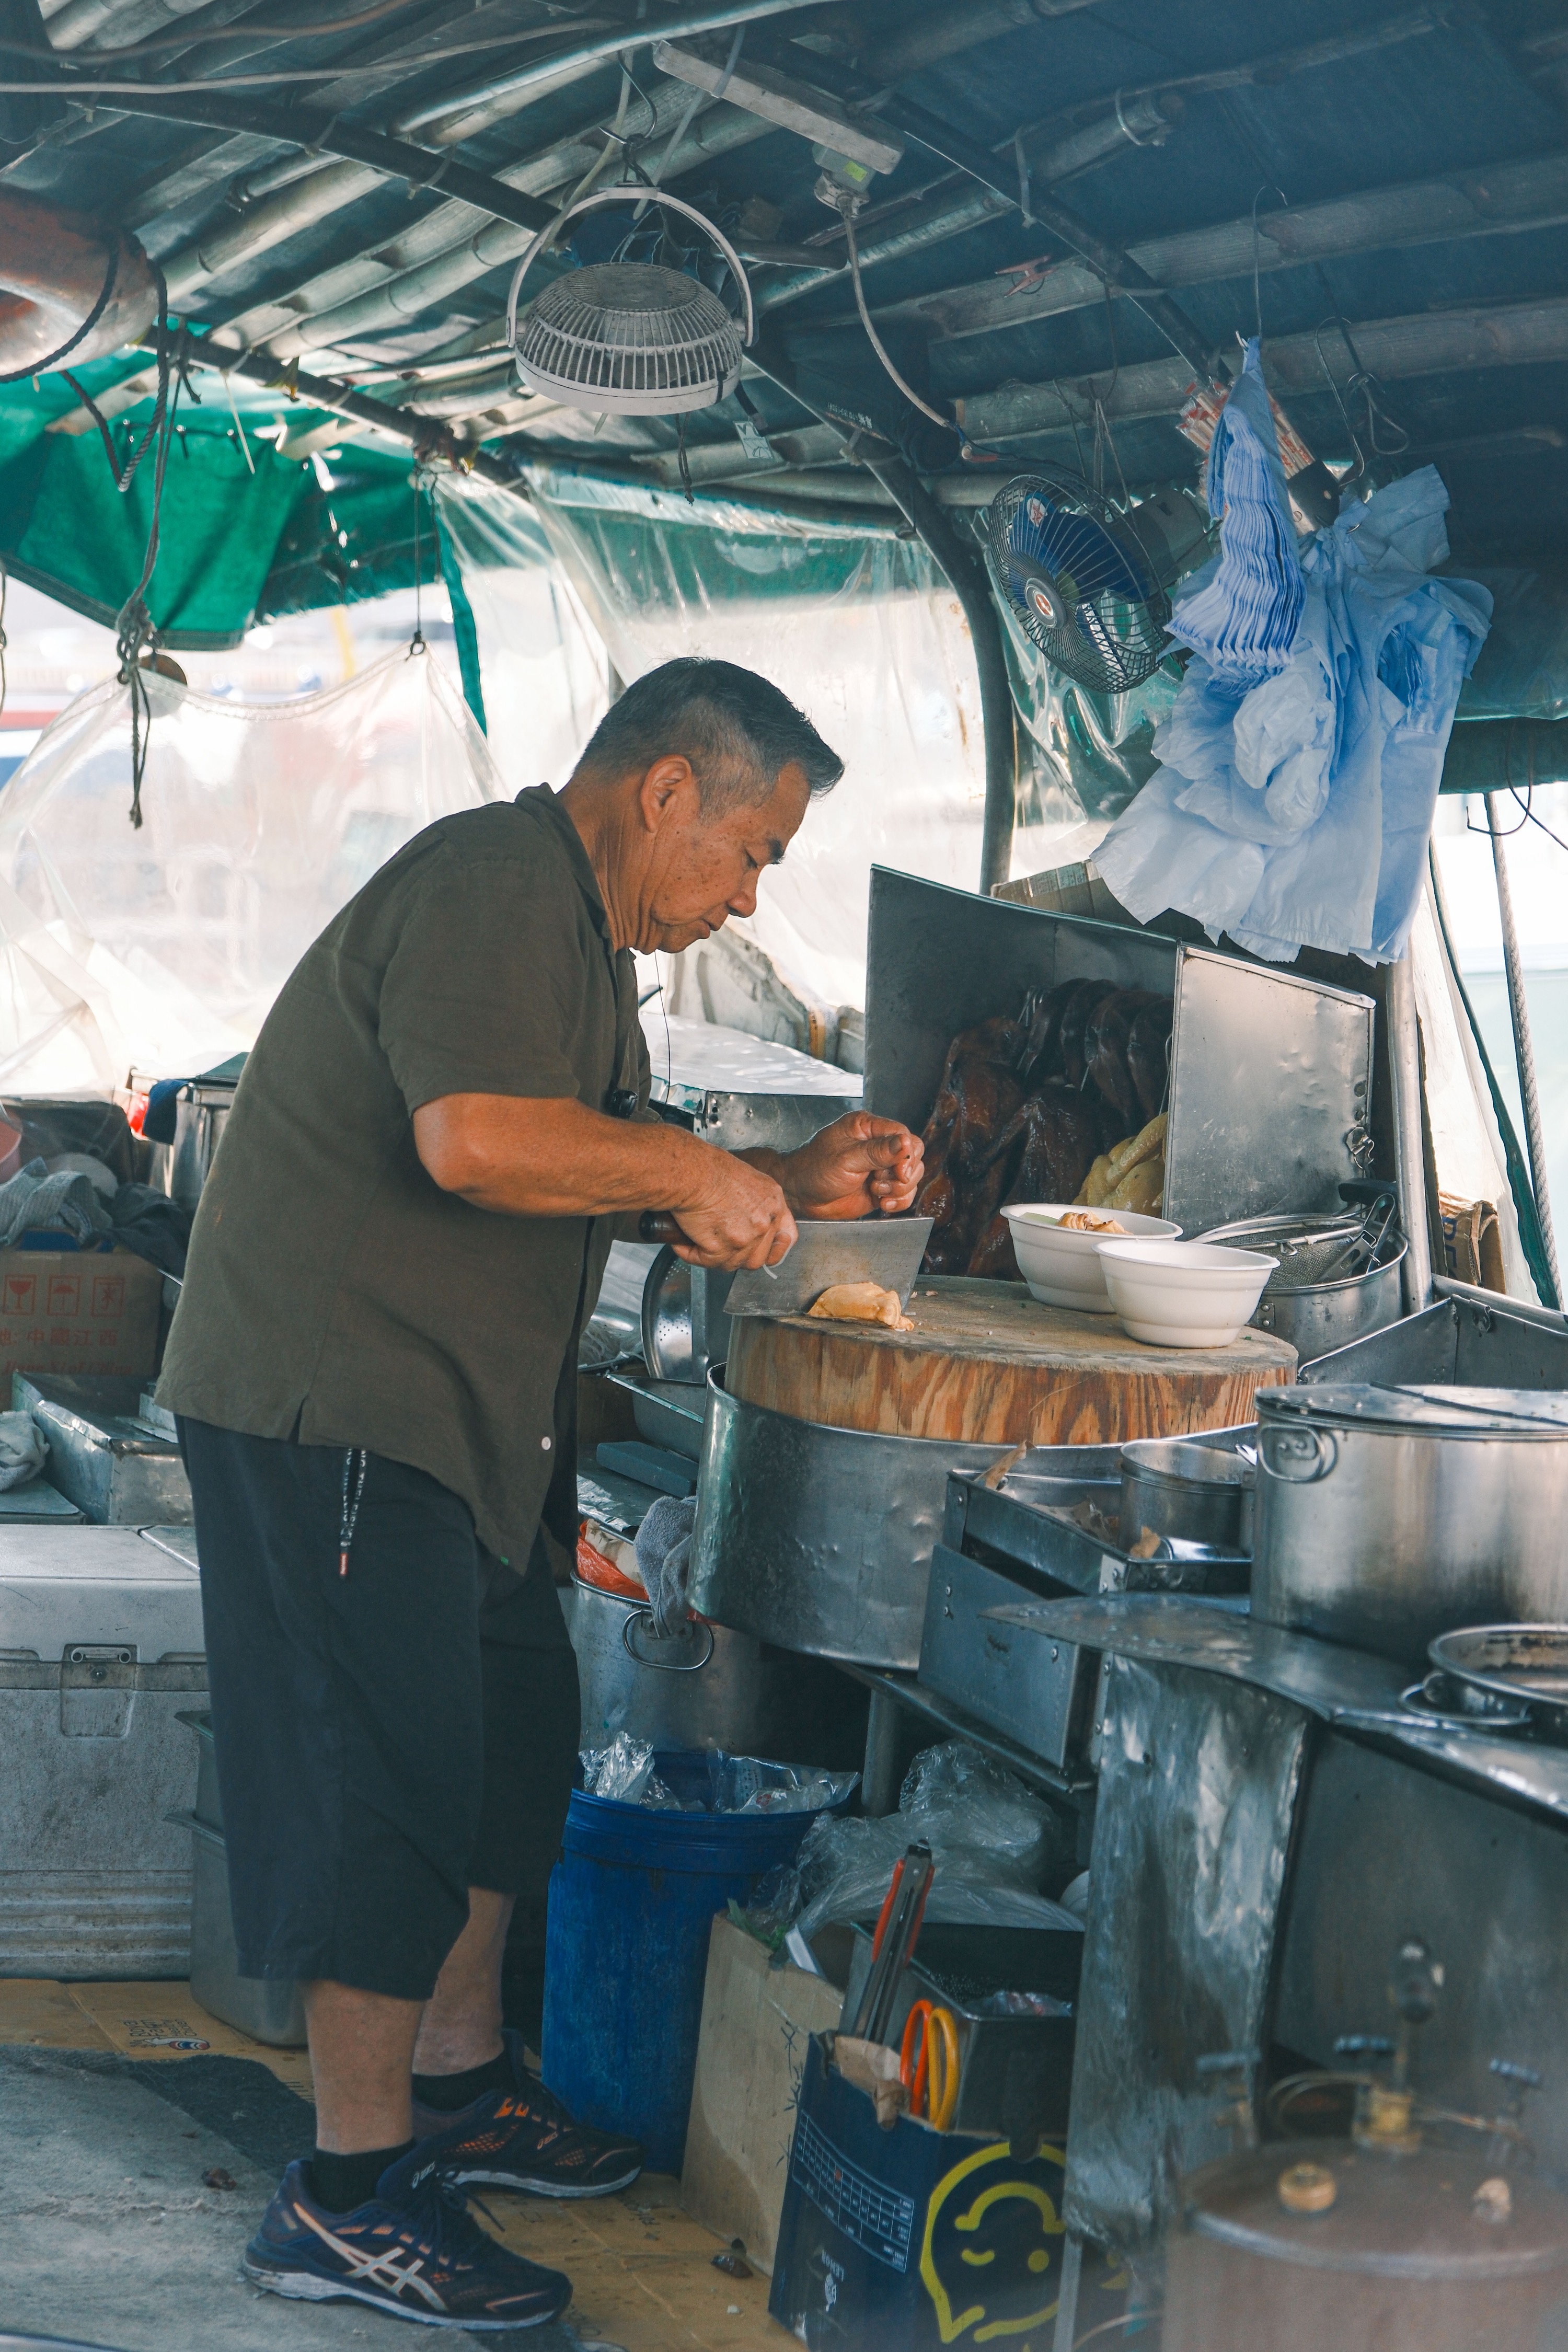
[769, 1111, 925, 1222]
[663, 1152, 798, 1271]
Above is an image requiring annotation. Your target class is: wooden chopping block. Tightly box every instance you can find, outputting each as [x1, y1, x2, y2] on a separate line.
[724, 1275, 1297, 1446]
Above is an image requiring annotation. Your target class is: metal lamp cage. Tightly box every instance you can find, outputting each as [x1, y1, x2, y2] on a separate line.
[506, 188, 756, 418]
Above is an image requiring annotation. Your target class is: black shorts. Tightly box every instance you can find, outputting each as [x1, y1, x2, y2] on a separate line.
[179, 1418, 581, 2002]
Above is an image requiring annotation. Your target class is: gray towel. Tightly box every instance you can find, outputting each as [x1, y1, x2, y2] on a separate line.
[633, 1494, 698, 1641]
[0, 1158, 112, 1249]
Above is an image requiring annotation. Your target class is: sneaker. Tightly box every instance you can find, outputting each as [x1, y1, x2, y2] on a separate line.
[413, 2028, 644, 2200]
[243, 2145, 571, 2330]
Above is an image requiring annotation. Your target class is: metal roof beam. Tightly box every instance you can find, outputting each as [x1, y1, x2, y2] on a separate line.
[954, 292, 1568, 444]
[867, 151, 1568, 347]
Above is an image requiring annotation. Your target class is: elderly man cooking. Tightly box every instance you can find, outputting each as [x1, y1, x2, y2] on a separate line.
[158, 656, 921, 2331]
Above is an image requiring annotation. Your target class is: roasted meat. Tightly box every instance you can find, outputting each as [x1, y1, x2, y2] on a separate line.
[912, 979, 1174, 1279]
[1126, 998, 1173, 1120]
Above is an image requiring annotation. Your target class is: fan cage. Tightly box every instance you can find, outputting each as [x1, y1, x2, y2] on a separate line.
[986, 470, 1175, 697]
[514, 261, 745, 416]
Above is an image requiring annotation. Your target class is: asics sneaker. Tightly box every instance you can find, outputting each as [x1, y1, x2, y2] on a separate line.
[243, 2143, 571, 2329]
[412, 2028, 644, 2199]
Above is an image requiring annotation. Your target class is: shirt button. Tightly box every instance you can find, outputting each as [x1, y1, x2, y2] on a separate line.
[540, 1436, 552, 1451]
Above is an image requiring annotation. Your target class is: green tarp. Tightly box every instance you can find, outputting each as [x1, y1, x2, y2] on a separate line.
[0, 360, 423, 648]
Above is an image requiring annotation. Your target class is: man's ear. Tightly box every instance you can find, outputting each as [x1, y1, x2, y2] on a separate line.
[638, 754, 696, 832]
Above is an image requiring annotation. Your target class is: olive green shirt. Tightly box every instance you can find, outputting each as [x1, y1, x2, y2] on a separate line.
[158, 786, 649, 1566]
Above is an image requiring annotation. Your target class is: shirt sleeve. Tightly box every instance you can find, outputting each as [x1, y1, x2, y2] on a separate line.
[378, 849, 591, 1114]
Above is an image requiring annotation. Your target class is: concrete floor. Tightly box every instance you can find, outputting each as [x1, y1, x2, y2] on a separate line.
[0, 1984, 784, 2352]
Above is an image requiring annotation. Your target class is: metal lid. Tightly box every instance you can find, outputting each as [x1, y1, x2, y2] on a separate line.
[1186, 2139, 1568, 2277]
[1259, 1384, 1568, 1438]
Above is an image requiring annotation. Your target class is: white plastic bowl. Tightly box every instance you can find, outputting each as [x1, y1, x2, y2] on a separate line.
[1096, 1238, 1275, 1348]
[1003, 1204, 1182, 1313]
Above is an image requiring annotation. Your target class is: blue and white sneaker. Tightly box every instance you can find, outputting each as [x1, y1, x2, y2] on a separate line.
[243, 2143, 571, 2329]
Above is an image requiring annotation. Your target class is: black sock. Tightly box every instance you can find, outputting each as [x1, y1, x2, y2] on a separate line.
[412, 2049, 514, 2114]
[308, 2141, 414, 2214]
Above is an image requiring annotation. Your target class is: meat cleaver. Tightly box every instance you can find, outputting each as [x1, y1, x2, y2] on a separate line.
[723, 1216, 934, 1320]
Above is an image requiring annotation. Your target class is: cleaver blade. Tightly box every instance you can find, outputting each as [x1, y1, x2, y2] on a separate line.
[723, 1217, 933, 1320]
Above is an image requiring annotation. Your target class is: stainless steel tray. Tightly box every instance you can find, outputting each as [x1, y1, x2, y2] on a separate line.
[918, 1543, 1096, 1768]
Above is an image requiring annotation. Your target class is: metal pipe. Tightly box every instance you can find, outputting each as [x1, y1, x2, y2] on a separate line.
[864, 0, 1106, 84]
[1486, 793, 1561, 1299]
[957, 293, 1568, 443]
[874, 151, 1568, 348]
[394, 0, 842, 136]
[162, 157, 383, 305]
[1387, 950, 1434, 1315]
[97, 87, 559, 240]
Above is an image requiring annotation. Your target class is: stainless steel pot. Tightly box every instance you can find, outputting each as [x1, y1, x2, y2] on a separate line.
[689, 1371, 1014, 1668]
[1252, 1384, 1568, 1666]
[1119, 1431, 1256, 1554]
[1204, 1211, 1405, 1365]
[563, 1575, 854, 1756]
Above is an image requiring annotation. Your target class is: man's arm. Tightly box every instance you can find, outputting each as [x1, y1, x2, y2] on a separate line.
[411, 1098, 922, 1269]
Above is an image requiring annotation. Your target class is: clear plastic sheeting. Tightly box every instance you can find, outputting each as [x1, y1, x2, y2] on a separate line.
[433, 475, 610, 788]
[1001, 586, 1182, 824]
[439, 469, 993, 1013]
[0, 645, 499, 1090]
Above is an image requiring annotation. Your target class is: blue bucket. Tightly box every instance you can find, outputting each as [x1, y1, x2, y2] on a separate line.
[540, 1751, 840, 2174]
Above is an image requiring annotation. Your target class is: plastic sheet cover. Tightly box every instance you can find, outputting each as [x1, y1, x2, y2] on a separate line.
[434, 476, 610, 791]
[0, 645, 499, 1092]
[437, 470, 1089, 1013]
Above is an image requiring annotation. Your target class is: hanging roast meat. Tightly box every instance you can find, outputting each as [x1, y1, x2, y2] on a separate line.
[967, 1088, 1102, 1278]
[1054, 980, 1116, 1090]
[912, 974, 1175, 1279]
[914, 996, 1048, 1270]
[1126, 997, 1173, 1121]
[1085, 990, 1164, 1126]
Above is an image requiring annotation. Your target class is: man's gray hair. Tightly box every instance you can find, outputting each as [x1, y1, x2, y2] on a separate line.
[574, 656, 843, 812]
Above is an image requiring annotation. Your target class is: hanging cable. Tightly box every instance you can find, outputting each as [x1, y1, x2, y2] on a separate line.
[0, 556, 7, 727]
[836, 195, 992, 463]
[409, 474, 426, 652]
[109, 262, 178, 831]
[1249, 183, 1289, 342]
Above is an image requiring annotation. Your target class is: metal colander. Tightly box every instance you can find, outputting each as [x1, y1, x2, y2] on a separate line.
[515, 262, 744, 414]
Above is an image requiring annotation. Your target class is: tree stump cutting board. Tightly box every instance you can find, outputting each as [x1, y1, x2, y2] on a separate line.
[724, 1276, 1297, 1446]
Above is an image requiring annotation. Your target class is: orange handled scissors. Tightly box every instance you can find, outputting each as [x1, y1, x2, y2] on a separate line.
[901, 2000, 961, 2131]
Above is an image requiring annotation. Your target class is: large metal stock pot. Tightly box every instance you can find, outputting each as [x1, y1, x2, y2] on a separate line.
[564, 1576, 854, 1759]
[1251, 1384, 1568, 1666]
[688, 1370, 1013, 1668]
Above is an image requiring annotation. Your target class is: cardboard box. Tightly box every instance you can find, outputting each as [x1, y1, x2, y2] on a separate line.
[0, 1248, 163, 1379]
[681, 1913, 845, 2274]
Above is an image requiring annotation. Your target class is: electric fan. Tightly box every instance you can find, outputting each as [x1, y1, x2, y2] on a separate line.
[507, 188, 754, 418]
[987, 470, 1174, 694]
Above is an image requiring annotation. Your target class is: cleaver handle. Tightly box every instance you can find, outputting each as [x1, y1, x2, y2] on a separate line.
[638, 1211, 683, 1243]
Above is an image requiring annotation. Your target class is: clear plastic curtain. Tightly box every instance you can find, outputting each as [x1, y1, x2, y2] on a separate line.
[439, 468, 1006, 1014]
[0, 645, 500, 1090]
[435, 474, 611, 792]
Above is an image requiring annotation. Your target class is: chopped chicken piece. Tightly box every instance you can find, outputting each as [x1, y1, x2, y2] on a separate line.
[806, 1281, 914, 1332]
